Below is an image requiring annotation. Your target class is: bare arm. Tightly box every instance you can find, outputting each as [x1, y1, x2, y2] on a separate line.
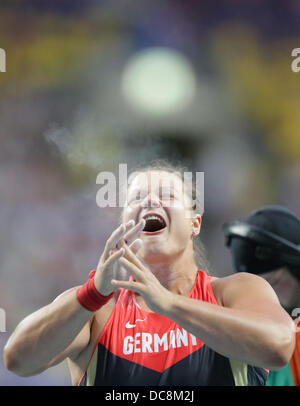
[112, 245, 296, 371]
[164, 273, 296, 370]
[3, 287, 93, 377]
[3, 219, 146, 378]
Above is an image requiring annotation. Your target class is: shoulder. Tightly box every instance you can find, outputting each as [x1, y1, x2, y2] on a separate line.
[210, 272, 280, 308]
[211, 271, 272, 290]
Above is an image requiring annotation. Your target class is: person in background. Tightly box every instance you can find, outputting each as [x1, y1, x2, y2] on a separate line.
[223, 205, 300, 386]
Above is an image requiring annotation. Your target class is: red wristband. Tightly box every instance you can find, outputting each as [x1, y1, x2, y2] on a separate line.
[76, 270, 114, 311]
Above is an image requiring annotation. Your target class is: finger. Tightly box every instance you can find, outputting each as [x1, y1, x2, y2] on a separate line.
[119, 257, 145, 281]
[114, 219, 138, 249]
[103, 223, 131, 261]
[105, 220, 138, 262]
[123, 219, 137, 235]
[120, 218, 146, 247]
[111, 279, 144, 293]
[121, 242, 147, 271]
[104, 247, 125, 267]
[128, 238, 143, 255]
[103, 224, 125, 260]
[110, 236, 141, 258]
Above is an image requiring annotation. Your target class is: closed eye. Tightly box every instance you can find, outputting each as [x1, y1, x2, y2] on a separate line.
[128, 192, 175, 204]
[161, 194, 175, 199]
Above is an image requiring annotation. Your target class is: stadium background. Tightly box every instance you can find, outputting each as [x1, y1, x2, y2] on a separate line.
[0, 0, 300, 385]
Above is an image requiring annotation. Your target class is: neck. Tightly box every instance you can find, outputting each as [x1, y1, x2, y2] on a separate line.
[140, 243, 198, 296]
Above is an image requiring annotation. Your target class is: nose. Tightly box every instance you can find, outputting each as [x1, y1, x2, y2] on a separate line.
[140, 192, 161, 208]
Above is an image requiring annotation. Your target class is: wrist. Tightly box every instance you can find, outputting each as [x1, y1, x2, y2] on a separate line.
[76, 271, 114, 312]
[159, 291, 176, 317]
[93, 271, 113, 297]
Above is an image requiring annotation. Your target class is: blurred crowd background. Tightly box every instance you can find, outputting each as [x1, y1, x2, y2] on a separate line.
[1, 0, 300, 385]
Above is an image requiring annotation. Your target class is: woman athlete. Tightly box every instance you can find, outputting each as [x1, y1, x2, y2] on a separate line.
[3, 161, 296, 386]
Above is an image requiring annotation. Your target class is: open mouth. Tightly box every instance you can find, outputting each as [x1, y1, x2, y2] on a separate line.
[142, 213, 167, 234]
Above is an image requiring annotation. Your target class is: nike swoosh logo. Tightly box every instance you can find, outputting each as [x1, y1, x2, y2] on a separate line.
[125, 319, 146, 328]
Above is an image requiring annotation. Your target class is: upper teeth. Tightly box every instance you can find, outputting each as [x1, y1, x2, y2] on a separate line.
[143, 215, 165, 225]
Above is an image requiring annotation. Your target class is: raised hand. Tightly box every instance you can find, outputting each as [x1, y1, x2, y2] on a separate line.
[110, 242, 173, 316]
[93, 219, 145, 296]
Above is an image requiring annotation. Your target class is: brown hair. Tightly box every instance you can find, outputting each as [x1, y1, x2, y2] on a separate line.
[119, 158, 212, 274]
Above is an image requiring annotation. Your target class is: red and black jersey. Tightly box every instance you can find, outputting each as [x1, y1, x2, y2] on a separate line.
[78, 270, 268, 386]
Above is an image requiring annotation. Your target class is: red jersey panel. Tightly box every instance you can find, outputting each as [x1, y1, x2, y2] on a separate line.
[78, 270, 268, 386]
[98, 269, 217, 373]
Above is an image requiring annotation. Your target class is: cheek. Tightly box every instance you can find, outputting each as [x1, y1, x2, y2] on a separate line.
[170, 199, 193, 221]
[170, 208, 190, 237]
[122, 206, 136, 223]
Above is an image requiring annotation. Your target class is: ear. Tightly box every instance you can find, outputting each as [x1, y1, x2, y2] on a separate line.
[191, 214, 202, 236]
